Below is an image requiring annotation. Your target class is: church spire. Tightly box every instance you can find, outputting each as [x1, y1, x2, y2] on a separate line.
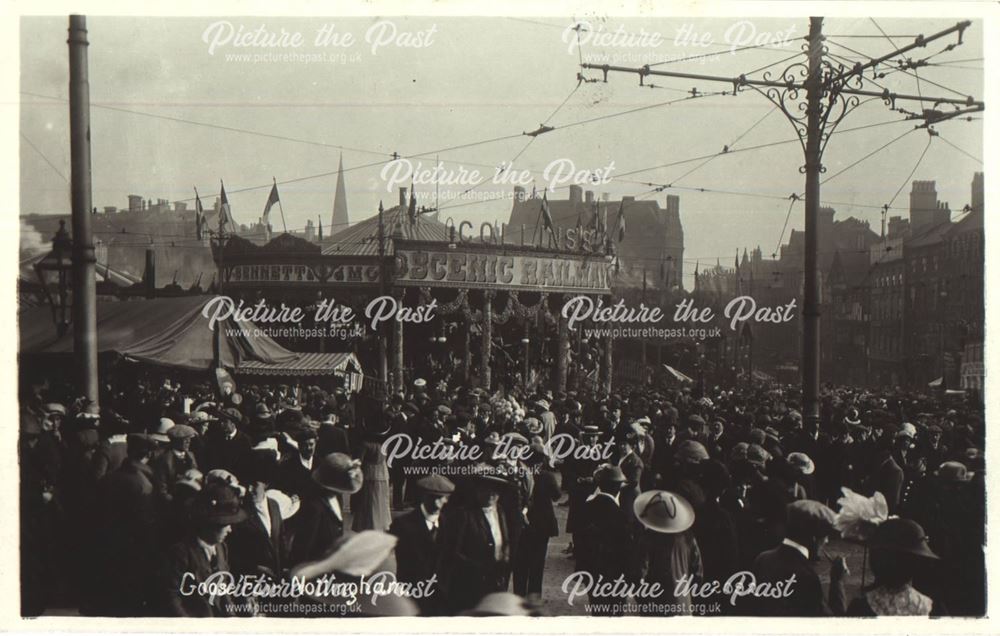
[331, 153, 350, 233]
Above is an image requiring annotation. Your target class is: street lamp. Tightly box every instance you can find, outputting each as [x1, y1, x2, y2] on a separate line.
[33, 220, 74, 336]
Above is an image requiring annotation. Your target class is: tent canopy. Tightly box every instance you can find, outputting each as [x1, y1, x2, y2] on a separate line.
[19, 296, 361, 377]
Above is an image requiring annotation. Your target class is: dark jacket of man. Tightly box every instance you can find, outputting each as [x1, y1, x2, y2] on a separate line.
[747, 543, 827, 616]
[160, 536, 236, 617]
[95, 458, 159, 616]
[390, 506, 441, 585]
[276, 455, 314, 499]
[227, 497, 286, 578]
[438, 502, 511, 612]
[201, 429, 252, 475]
[92, 439, 128, 481]
[577, 493, 635, 581]
[150, 450, 198, 501]
[288, 487, 344, 566]
[526, 469, 562, 538]
[317, 424, 350, 456]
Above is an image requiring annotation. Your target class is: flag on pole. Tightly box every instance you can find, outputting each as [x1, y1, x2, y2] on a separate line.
[194, 188, 204, 240]
[262, 182, 280, 229]
[408, 183, 417, 225]
[219, 181, 232, 235]
[615, 199, 626, 242]
[541, 191, 554, 234]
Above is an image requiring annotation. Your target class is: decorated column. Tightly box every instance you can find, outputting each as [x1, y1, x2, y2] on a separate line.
[555, 301, 569, 394]
[462, 317, 472, 383]
[602, 334, 613, 395]
[392, 289, 405, 394]
[481, 290, 494, 390]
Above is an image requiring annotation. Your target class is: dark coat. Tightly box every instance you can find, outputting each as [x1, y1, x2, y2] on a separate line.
[150, 450, 198, 501]
[160, 536, 236, 617]
[288, 488, 345, 567]
[577, 494, 635, 580]
[317, 424, 350, 456]
[88, 459, 158, 615]
[438, 503, 511, 612]
[202, 430, 252, 475]
[526, 469, 562, 538]
[389, 507, 441, 585]
[276, 456, 314, 499]
[92, 439, 127, 481]
[227, 497, 286, 578]
[746, 544, 827, 616]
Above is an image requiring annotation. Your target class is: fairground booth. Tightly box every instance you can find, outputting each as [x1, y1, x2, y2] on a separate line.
[213, 188, 617, 396]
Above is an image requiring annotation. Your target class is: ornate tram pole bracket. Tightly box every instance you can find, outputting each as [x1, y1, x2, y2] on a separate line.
[578, 17, 983, 430]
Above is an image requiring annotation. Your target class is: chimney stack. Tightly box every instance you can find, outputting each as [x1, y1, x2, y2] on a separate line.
[569, 184, 582, 204]
[399, 187, 407, 209]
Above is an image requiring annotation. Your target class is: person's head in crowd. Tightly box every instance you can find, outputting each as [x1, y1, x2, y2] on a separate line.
[126, 433, 156, 464]
[784, 500, 837, 557]
[471, 465, 506, 509]
[699, 459, 732, 502]
[295, 427, 318, 461]
[206, 469, 246, 497]
[174, 468, 203, 499]
[593, 463, 626, 499]
[192, 482, 247, 547]
[867, 518, 938, 591]
[709, 419, 724, 440]
[633, 489, 695, 537]
[167, 424, 197, 455]
[416, 473, 455, 516]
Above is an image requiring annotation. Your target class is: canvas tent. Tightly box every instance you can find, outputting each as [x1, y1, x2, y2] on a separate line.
[19, 295, 362, 383]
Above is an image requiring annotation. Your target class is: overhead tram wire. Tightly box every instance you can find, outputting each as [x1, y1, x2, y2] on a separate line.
[885, 134, 935, 210]
[20, 132, 69, 183]
[824, 38, 974, 101]
[869, 18, 925, 108]
[935, 134, 983, 164]
[819, 127, 920, 187]
[667, 105, 779, 186]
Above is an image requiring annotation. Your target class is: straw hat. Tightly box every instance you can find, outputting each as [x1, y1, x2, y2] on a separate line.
[633, 490, 695, 534]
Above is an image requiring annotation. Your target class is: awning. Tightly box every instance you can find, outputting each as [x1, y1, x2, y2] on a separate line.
[662, 364, 693, 383]
[20, 296, 313, 374]
[238, 352, 363, 377]
[929, 377, 943, 387]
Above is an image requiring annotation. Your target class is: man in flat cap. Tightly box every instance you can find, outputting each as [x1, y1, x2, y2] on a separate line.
[390, 473, 455, 613]
[202, 407, 252, 476]
[151, 424, 199, 503]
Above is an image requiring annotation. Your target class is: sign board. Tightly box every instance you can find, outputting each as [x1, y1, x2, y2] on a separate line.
[224, 262, 381, 285]
[394, 248, 612, 294]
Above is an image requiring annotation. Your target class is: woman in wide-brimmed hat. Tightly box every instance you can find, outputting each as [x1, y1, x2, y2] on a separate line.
[632, 489, 702, 615]
[846, 518, 941, 616]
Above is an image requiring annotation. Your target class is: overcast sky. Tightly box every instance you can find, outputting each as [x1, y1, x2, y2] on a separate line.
[20, 15, 984, 287]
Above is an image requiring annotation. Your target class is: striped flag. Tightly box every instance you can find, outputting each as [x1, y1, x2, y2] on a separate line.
[219, 181, 233, 234]
[541, 191, 554, 234]
[615, 199, 626, 242]
[408, 184, 417, 224]
[194, 187, 204, 240]
[262, 182, 279, 229]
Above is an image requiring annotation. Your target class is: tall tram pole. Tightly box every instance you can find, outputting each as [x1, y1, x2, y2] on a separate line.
[580, 18, 981, 431]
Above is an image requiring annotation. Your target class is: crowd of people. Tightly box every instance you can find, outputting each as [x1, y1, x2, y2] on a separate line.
[19, 369, 986, 617]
